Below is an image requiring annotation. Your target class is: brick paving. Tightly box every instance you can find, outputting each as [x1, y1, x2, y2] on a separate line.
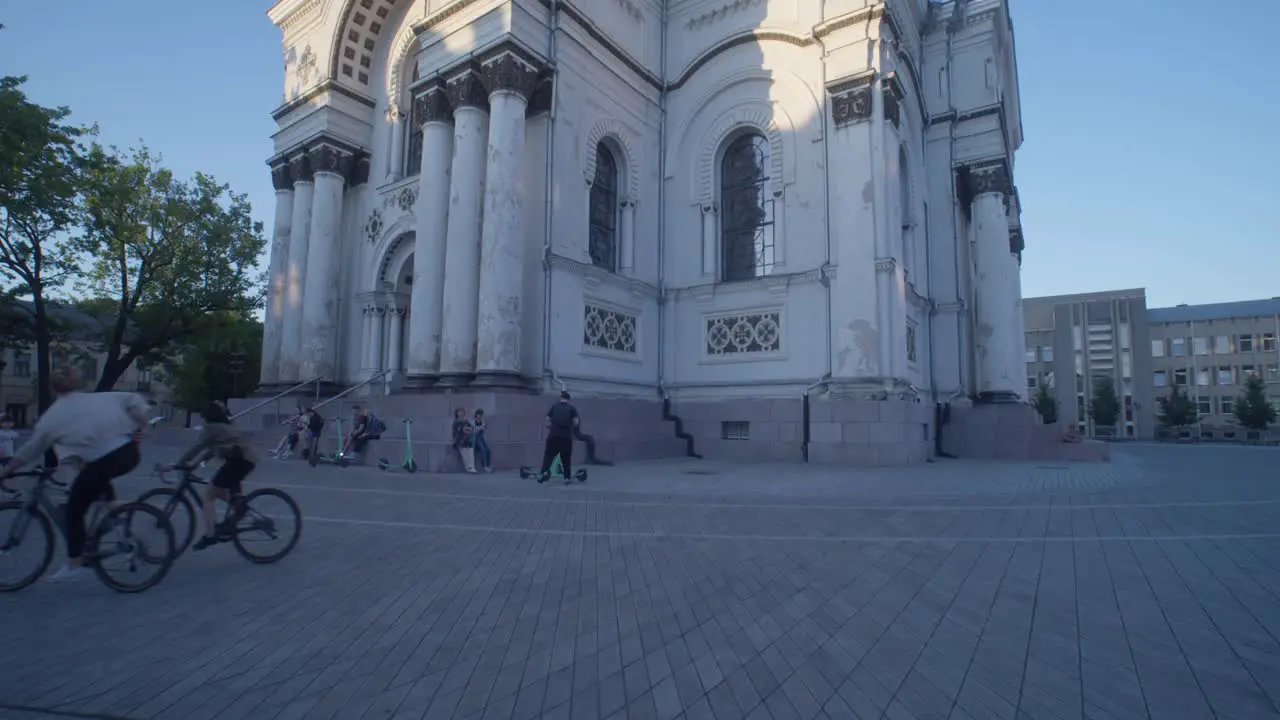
[2, 443, 1280, 719]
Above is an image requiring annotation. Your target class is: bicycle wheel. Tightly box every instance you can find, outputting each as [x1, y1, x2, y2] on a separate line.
[89, 503, 175, 594]
[136, 487, 196, 557]
[232, 488, 302, 564]
[0, 502, 55, 592]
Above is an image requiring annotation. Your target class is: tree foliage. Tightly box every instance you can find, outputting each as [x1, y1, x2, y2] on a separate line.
[165, 313, 263, 412]
[1234, 374, 1277, 432]
[1089, 376, 1121, 428]
[1158, 384, 1198, 428]
[75, 144, 267, 391]
[1033, 384, 1058, 424]
[0, 75, 89, 411]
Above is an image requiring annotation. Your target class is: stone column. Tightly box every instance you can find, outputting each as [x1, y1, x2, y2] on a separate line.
[1009, 228, 1027, 398]
[260, 164, 294, 386]
[437, 71, 489, 385]
[387, 107, 405, 182]
[475, 54, 539, 387]
[279, 154, 314, 383]
[700, 203, 716, 276]
[968, 160, 1019, 401]
[371, 305, 386, 372]
[405, 86, 454, 386]
[620, 199, 636, 273]
[388, 307, 405, 375]
[299, 144, 351, 382]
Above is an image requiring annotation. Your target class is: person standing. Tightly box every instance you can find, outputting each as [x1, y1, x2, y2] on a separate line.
[472, 409, 494, 473]
[452, 407, 477, 473]
[538, 391, 579, 484]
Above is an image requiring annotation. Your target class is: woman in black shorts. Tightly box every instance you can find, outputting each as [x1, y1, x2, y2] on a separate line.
[172, 402, 257, 550]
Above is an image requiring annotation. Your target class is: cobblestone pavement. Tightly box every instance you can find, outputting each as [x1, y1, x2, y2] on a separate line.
[2, 443, 1280, 720]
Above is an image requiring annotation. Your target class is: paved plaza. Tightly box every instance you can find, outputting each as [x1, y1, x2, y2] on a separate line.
[2, 443, 1280, 719]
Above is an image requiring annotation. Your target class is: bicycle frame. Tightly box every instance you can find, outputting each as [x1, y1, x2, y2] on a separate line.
[3, 470, 116, 558]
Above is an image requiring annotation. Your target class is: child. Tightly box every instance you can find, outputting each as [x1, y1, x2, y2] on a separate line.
[473, 409, 494, 473]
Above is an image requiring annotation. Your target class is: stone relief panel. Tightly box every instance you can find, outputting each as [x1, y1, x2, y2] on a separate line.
[582, 302, 639, 356]
[704, 308, 782, 358]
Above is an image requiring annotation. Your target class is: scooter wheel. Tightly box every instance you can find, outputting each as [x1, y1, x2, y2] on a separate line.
[377, 461, 389, 471]
[338, 457, 350, 468]
[575, 469, 588, 483]
[518, 466, 532, 479]
[406, 460, 417, 473]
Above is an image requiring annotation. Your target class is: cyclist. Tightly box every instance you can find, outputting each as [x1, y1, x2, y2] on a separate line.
[166, 401, 258, 551]
[0, 369, 151, 582]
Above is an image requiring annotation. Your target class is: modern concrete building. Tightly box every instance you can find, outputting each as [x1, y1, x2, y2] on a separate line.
[1024, 291, 1280, 440]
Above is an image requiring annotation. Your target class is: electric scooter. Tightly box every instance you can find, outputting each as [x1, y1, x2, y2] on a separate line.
[378, 418, 418, 473]
[519, 455, 588, 484]
[309, 416, 352, 468]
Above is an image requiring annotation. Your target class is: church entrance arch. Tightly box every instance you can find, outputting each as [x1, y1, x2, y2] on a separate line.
[361, 232, 414, 381]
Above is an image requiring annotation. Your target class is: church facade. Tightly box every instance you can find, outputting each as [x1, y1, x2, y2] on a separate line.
[258, 0, 1031, 466]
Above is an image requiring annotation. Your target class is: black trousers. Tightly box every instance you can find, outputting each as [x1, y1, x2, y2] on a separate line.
[540, 435, 573, 478]
[67, 441, 140, 559]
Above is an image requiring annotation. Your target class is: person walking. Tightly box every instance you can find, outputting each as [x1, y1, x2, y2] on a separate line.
[538, 391, 578, 483]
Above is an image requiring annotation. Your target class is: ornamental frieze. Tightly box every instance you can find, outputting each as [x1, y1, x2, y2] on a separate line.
[828, 74, 875, 128]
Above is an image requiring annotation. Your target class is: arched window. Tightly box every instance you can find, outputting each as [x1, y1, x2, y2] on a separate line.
[720, 132, 774, 282]
[404, 96, 424, 177]
[589, 143, 619, 271]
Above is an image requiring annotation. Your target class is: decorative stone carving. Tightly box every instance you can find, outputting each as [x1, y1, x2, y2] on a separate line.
[705, 311, 782, 356]
[308, 144, 353, 179]
[270, 164, 293, 191]
[829, 75, 874, 127]
[906, 323, 918, 363]
[526, 78, 553, 116]
[583, 304, 637, 354]
[1009, 228, 1024, 255]
[288, 152, 313, 183]
[875, 257, 896, 273]
[481, 54, 539, 100]
[882, 73, 904, 130]
[365, 208, 384, 244]
[967, 159, 1010, 198]
[446, 71, 489, 111]
[415, 87, 453, 125]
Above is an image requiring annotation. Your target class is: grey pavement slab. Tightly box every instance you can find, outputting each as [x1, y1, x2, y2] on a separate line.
[1, 443, 1280, 719]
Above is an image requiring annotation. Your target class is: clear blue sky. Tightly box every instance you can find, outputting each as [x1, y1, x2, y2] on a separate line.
[1, 1, 1275, 309]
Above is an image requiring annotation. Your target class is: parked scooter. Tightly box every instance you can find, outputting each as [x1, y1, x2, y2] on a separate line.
[378, 418, 418, 473]
[309, 416, 352, 468]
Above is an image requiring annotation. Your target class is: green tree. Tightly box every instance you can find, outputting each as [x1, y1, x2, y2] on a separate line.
[1033, 384, 1058, 424]
[1089, 376, 1121, 428]
[165, 313, 263, 412]
[75, 144, 266, 390]
[1235, 374, 1277, 433]
[1158, 384, 1198, 429]
[0, 75, 88, 411]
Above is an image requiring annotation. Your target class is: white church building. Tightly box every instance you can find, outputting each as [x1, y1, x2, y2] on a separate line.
[254, 0, 1048, 468]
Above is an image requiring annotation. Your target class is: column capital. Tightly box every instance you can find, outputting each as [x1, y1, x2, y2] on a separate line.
[308, 144, 355, 182]
[963, 159, 1011, 199]
[827, 71, 876, 127]
[288, 152, 313, 184]
[480, 52, 539, 101]
[271, 163, 293, 191]
[446, 69, 489, 111]
[414, 83, 454, 125]
[268, 133, 371, 187]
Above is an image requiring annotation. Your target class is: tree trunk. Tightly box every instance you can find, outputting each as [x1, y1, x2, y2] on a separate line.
[95, 346, 141, 392]
[32, 295, 52, 413]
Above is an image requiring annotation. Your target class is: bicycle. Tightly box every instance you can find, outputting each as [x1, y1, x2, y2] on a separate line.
[378, 417, 417, 473]
[0, 467, 175, 593]
[138, 463, 302, 564]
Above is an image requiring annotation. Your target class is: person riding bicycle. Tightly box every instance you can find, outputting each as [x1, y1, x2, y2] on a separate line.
[165, 401, 258, 551]
[0, 369, 151, 582]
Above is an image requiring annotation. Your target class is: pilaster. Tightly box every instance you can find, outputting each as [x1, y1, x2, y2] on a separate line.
[261, 163, 295, 387]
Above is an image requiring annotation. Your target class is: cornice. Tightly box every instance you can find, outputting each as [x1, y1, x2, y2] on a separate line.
[265, 132, 372, 187]
[548, 254, 660, 299]
[671, 268, 825, 301]
[269, 0, 322, 29]
[271, 79, 378, 122]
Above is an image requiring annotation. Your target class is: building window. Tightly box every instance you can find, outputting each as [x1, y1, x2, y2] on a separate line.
[1242, 365, 1256, 378]
[899, 145, 913, 278]
[1171, 338, 1187, 357]
[79, 357, 98, 385]
[906, 324, 917, 363]
[589, 143, 619, 272]
[1027, 375, 1038, 389]
[1238, 334, 1254, 353]
[1151, 339, 1165, 357]
[1174, 368, 1188, 386]
[1263, 333, 1278, 352]
[1072, 326, 1083, 350]
[12, 350, 31, 378]
[1118, 324, 1131, 349]
[1122, 351, 1132, 379]
[1193, 337, 1209, 356]
[1213, 335, 1231, 354]
[1217, 366, 1235, 385]
[1267, 363, 1279, 382]
[1197, 397, 1212, 416]
[136, 359, 153, 391]
[1153, 370, 1167, 387]
[1074, 353, 1083, 374]
[1041, 346, 1054, 362]
[1025, 347, 1038, 363]
[720, 133, 775, 282]
[1196, 368, 1210, 387]
[721, 421, 750, 440]
[1221, 398, 1235, 416]
[1045, 371, 1055, 388]
[404, 100, 424, 177]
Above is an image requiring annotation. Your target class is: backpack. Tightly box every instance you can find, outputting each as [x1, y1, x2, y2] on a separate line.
[308, 413, 325, 433]
[367, 414, 386, 436]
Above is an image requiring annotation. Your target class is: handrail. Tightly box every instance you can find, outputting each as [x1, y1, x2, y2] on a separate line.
[230, 377, 320, 421]
[311, 370, 391, 417]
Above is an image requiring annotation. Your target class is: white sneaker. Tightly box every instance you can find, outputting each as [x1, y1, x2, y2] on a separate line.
[47, 564, 91, 583]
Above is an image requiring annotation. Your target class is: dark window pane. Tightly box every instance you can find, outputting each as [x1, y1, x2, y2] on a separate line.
[589, 144, 618, 271]
[720, 133, 774, 282]
[404, 97, 424, 176]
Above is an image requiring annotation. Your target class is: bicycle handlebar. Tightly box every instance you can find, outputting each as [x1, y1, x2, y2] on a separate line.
[0, 467, 67, 493]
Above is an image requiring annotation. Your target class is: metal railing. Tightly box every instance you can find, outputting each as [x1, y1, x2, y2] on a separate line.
[230, 377, 322, 425]
[308, 370, 391, 424]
